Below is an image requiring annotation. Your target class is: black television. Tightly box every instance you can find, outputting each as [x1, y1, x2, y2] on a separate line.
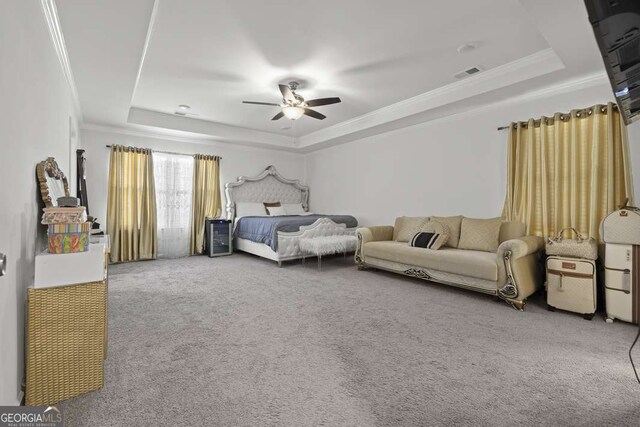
[585, 0, 640, 125]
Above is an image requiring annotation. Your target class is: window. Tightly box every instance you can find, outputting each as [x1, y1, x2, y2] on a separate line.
[153, 153, 194, 258]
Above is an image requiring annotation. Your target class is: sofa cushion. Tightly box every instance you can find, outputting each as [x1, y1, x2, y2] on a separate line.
[458, 217, 503, 253]
[499, 221, 526, 243]
[393, 216, 429, 242]
[364, 241, 498, 281]
[431, 215, 463, 248]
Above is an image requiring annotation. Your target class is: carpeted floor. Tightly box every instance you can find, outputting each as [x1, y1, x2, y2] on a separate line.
[60, 253, 640, 426]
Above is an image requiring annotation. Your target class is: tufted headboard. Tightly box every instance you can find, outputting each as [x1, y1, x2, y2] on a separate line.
[224, 165, 309, 220]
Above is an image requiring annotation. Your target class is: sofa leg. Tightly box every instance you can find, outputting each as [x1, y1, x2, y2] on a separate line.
[508, 300, 526, 312]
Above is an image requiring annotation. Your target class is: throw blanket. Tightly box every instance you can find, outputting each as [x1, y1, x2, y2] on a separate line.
[235, 215, 358, 251]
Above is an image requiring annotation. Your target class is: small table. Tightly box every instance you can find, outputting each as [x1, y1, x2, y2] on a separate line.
[299, 235, 358, 271]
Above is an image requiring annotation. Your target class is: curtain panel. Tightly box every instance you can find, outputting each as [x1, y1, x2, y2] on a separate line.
[190, 155, 221, 255]
[107, 145, 157, 263]
[153, 152, 194, 259]
[503, 102, 634, 241]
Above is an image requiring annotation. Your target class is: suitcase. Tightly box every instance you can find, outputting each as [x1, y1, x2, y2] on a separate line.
[546, 256, 597, 319]
[601, 206, 640, 245]
[604, 244, 640, 324]
[600, 205, 640, 324]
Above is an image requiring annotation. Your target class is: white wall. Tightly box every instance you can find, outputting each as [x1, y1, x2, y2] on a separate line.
[627, 122, 640, 200]
[0, 1, 79, 405]
[80, 128, 305, 227]
[304, 82, 639, 227]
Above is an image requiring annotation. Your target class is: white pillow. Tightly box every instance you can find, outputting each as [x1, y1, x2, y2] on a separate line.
[267, 206, 287, 216]
[236, 202, 267, 218]
[282, 203, 306, 215]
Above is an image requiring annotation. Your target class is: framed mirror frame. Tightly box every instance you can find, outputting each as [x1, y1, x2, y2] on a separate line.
[36, 157, 70, 207]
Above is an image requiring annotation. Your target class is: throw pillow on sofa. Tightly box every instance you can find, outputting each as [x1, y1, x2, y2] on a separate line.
[417, 220, 450, 250]
[393, 216, 429, 242]
[431, 215, 463, 247]
[409, 232, 442, 249]
[458, 217, 503, 252]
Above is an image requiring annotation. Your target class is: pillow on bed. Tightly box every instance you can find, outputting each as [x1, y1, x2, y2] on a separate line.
[267, 206, 287, 216]
[282, 203, 306, 215]
[263, 201, 281, 214]
[236, 202, 267, 218]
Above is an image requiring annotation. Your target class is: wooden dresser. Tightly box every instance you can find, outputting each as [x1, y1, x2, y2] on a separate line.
[26, 236, 110, 406]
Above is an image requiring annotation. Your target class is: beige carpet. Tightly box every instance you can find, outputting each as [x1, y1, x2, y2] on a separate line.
[60, 253, 640, 426]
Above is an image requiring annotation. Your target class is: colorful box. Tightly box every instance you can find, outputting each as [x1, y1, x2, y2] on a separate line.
[48, 222, 91, 254]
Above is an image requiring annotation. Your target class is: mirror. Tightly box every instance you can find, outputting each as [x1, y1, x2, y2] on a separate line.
[36, 157, 70, 207]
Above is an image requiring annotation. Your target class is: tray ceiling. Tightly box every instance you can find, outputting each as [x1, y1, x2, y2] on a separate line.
[56, 0, 607, 151]
[132, 0, 549, 137]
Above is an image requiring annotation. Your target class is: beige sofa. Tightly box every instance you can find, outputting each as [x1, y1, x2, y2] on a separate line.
[354, 217, 543, 310]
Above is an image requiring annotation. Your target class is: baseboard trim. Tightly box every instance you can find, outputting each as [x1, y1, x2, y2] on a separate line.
[13, 391, 24, 406]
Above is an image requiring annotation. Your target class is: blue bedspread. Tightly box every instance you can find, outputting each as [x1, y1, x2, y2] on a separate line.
[235, 215, 358, 251]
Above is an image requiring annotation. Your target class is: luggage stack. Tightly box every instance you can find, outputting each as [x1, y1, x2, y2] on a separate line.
[545, 228, 599, 320]
[601, 206, 640, 324]
[41, 206, 91, 254]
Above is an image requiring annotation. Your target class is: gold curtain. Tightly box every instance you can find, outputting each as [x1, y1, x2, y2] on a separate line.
[503, 103, 634, 241]
[190, 155, 221, 255]
[107, 145, 157, 262]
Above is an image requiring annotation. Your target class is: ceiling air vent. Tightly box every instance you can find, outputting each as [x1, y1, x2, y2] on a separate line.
[453, 65, 483, 80]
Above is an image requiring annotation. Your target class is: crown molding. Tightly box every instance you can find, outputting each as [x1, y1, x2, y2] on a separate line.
[41, 0, 83, 123]
[503, 70, 608, 105]
[113, 70, 608, 155]
[129, 0, 159, 107]
[297, 70, 611, 153]
[297, 48, 564, 148]
[127, 107, 297, 148]
[108, 70, 608, 156]
[80, 122, 302, 154]
[417, 71, 611, 132]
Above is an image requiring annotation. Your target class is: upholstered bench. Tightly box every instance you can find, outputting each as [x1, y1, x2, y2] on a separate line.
[298, 218, 357, 270]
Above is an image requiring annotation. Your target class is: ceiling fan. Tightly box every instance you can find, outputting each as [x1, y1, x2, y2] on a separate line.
[242, 81, 341, 121]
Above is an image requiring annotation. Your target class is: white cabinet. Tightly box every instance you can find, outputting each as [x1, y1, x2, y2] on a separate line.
[34, 235, 109, 288]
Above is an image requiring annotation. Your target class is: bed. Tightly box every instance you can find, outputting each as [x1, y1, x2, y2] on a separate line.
[225, 165, 358, 266]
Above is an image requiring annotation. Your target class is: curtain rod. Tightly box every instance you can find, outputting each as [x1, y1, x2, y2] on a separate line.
[497, 103, 619, 131]
[105, 145, 221, 159]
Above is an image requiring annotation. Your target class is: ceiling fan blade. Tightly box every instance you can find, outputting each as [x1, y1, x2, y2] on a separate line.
[271, 111, 284, 120]
[243, 101, 280, 106]
[304, 97, 341, 107]
[279, 84, 295, 102]
[303, 108, 326, 120]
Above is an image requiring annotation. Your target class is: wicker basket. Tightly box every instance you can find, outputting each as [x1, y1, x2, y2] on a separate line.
[26, 281, 107, 406]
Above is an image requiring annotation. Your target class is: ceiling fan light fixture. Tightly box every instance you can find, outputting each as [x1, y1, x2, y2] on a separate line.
[282, 106, 304, 120]
[243, 83, 340, 121]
